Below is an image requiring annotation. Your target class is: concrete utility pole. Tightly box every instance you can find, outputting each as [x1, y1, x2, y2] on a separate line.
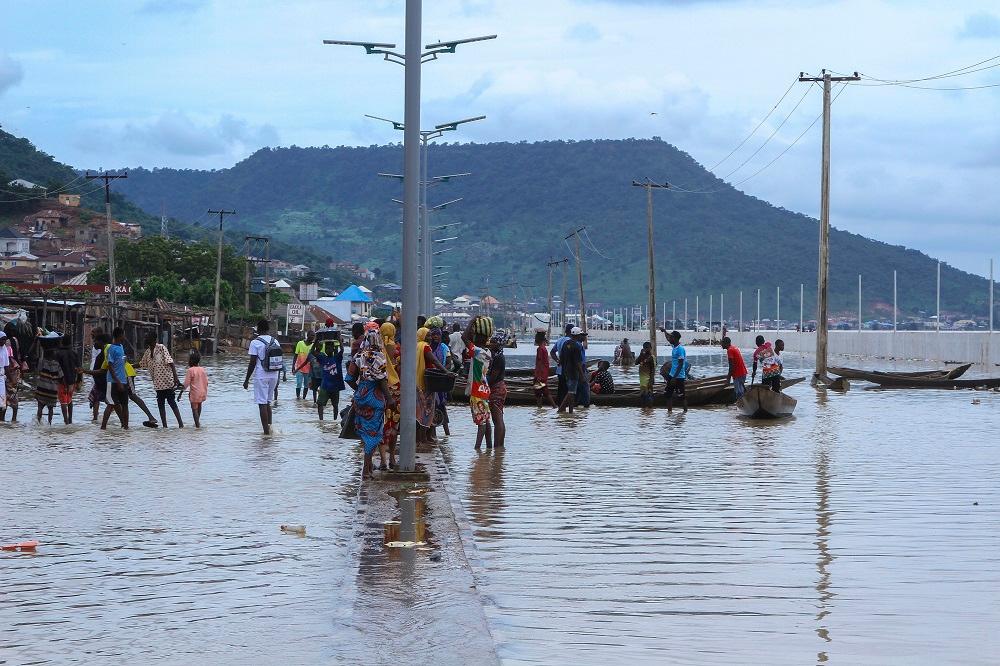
[208, 209, 236, 355]
[799, 69, 859, 380]
[566, 228, 587, 334]
[632, 179, 669, 359]
[85, 170, 127, 327]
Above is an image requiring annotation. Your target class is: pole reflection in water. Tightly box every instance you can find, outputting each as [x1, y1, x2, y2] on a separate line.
[468, 449, 506, 541]
[813, 390, 835, 664]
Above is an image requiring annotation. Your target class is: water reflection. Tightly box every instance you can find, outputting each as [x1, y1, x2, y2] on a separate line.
[468, 449, 507, 541]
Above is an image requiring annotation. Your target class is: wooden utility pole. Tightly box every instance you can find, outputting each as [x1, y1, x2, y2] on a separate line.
[799, 69, 859, 380]
[633, 179, 669, 360]
[566, 228, 587, 334]
[208, 209, 236, 355]
[85, 170, 127, 327]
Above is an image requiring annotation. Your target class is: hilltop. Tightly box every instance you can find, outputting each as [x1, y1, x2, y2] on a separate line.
[110, 137, 988, 317]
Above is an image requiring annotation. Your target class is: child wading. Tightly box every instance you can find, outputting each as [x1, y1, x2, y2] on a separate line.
[182, 350, 208, 427]
[35, 348, 62, 424]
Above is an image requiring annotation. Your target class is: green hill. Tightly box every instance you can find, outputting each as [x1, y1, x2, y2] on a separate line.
[110, 137, 988, 319]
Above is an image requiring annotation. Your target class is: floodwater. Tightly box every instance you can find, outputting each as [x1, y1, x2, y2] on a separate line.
[3, 347, 999, 664]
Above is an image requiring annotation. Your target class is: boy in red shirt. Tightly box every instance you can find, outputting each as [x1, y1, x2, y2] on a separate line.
[721, 336, 748, 398]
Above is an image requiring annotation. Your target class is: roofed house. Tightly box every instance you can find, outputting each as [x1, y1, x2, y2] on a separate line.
[58, 194, 81, 207]
[0, 265, 42, 284]
[314, 284, 373, 322]
[0, 253, 39, 270]
[0, 228, 30, 256]
[24, 209, 71, 232]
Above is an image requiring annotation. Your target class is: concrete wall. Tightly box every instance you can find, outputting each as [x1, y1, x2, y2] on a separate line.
[587, 328, 1000, 365]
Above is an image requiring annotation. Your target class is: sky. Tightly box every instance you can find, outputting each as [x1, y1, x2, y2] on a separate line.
[1, 0, 998, 276]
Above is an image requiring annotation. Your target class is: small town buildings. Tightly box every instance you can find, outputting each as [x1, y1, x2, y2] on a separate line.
[0, 253, 40, 270]
[314, 284, 373, 322]
[0, 228, 30, 256]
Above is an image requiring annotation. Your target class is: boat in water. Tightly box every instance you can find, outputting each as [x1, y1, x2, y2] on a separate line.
[829, 364, 971, 382]
[735, 385, 797, 418]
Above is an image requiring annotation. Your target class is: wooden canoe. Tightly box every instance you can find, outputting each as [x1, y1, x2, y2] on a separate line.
[451, 375, 804, 408]
[861, 375, 1000, 390]
[735, 385, 797, 418]
[829, 363, 971, 382]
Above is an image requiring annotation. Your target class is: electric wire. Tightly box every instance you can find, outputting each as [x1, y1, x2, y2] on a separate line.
[581, 227, 613, 260]
[708, 77, 798, 171]
[0, 173, 91, 203]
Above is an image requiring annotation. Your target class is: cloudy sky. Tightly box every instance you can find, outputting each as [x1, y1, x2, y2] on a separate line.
[1, 0, 998, 275]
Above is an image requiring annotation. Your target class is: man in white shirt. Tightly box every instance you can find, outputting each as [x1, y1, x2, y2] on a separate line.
[0, 331, 9, 413]
[243, 319, 280, 434]
[448, 323, 464, 365]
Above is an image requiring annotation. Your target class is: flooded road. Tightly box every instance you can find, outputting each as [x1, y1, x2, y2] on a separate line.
[3, 349, 999, 664]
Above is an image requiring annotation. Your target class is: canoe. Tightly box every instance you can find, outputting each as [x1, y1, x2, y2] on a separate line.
[829, 363, 971, 382]
[735, 385, 797, 418]
[451, 375, 804, 408]
[861, 375, 1000, 390]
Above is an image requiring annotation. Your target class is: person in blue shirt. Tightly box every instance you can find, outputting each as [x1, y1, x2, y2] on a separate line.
[664, 330, 688, 414]
[310, 336, 345, 421]
[101, 327, 130, 429]
[549, 323, 575, 404]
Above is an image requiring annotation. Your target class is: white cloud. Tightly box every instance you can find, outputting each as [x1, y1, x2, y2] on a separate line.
[957, 11, 1000, 38]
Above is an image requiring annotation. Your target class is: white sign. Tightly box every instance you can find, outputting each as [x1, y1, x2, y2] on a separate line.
[286, 303, 306, 324]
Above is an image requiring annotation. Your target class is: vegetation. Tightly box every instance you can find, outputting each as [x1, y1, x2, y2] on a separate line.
[84, 236, 287, 313]
[115, 138, 991, 317]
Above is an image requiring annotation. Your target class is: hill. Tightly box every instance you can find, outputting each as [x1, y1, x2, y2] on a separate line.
[111, 137, 989, 318]
[0, 128, 338, 279]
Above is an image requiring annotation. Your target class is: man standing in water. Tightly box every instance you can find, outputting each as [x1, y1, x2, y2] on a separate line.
[664, 330, 688, 414]
[292, 330, 314, 400]
[101, 327, 130, 429]
[244, 319, 280, 435]
[557, 327, 586, 413]
[550, 323, 575, 405]
[721, 336, 748, 398]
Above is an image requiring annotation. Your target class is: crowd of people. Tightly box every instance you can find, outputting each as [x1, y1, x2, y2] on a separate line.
[0, 325, 207, 429]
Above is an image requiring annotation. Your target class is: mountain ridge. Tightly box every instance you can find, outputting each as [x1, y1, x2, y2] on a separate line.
[112, 137, 988, 318]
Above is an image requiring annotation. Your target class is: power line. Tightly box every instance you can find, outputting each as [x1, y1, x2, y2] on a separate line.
[708, 77, 798, 171]
[840, 54, 1000, 85]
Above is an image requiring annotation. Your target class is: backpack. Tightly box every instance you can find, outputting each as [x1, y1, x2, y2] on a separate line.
[256, 336, 284, 372]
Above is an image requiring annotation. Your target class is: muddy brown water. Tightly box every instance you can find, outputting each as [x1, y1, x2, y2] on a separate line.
[2, 347, 998, 664]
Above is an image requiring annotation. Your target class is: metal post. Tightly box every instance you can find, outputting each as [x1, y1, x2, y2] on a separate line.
[672, 300, 676, 330]
[990, 259, 994, 333]
[720, 293, 724, 335]
[421, 135, 432, 314]
[709, 294, 713, 342]
[799, 283, 804, 333]
[264, 239, 271, 323]
[936, 260, 941, 332]
[696, 295, 699, 332]
[857, 274, 862, 332]
[893, 269, 897, 332]
[398, 0, 422, 473]
[684, 298, 688, 331]
[739, 291, 743, 334]
[776, 286, 780, 331]
[756, 288, 761, 332]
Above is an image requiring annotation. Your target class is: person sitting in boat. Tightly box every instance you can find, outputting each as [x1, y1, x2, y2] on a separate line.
[589, 360, 615, 395]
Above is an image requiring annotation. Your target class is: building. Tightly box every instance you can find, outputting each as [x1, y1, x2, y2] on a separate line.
[24, 209, 71, 232]
[0, 265, 42, 284]
[7, 179, 43, 191]
[0, 228, 30, 256]
[314, 284, 373, 322]
[0, 253, 39, 270]
[57, 194, 81, 207]
[36, 251, 97, 272]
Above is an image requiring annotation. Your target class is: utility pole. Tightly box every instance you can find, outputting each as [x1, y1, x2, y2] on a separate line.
[739, 291, 743, 334]
[547, 258, 567, 340]
[160, 201, 168, 238]
[857, 274, 862, 332]
[566, 228, 587, 334]
[243, 237, 251, 312]
[208, 209, 236, 355]
[893, 269, 897, 332]
[799, 69, 859, 380]
[756, 289, 760, 332]
[684, 298, 688, 332]
[800, 283, 804, 333]
[936, 260, 941, 332]
[990, 259, 994, 333]
[85, 170, 127, 327]
[632, 179, 669, 360]
[776, 286, 780, 330]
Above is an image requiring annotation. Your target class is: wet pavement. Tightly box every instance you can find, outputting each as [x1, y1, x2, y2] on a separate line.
[2, 349, 999, 664]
